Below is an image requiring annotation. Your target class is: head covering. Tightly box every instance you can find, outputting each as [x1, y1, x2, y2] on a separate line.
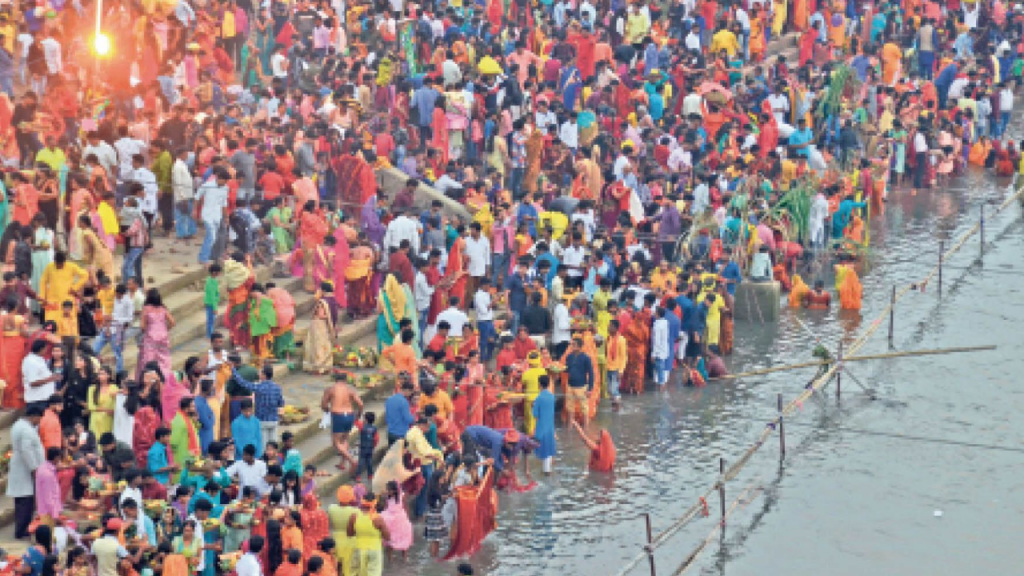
[336, 486, 356, 505]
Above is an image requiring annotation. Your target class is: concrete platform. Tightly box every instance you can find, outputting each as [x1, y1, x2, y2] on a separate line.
[734, 281, 782, 322]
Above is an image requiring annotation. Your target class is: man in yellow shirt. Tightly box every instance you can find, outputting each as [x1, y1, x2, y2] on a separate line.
[605, 319, 628, 405]
[419, 381, 453, 420]
[39, 253, 88, 323]
[520, 351, 547, 434]
[710, 24, 740, 56]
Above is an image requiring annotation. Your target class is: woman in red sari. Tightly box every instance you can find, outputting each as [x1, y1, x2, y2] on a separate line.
[299, 494, 329, 562]
[620, 308, 650, 394]
[0, 304, 28, 409]
[132, 401, 161, 468]
[444, 467, 497, 560]
[482, 372, 514, 430]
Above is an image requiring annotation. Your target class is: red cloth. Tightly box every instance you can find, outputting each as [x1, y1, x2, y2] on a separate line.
[0, 331, 25, 409]
[443, 469, 498, 560]
[589, 430, 616, 472]
[300, 494, 329, 562]
[332, 228, 350, 309]
[332, 155, 378, 207]
[132, 406, 160, 468]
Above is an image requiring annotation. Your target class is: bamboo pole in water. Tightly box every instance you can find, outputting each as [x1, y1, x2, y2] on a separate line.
[708, 345, 997, 381]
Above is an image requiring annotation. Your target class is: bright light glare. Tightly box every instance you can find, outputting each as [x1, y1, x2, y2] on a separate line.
[94, 33, 111, 56]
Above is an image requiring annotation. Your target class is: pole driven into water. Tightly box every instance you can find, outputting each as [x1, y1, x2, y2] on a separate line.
[981, 205, 985, 254]
[888, 286, 896, 349]
[836, 341, 843, 398]
[938, 240, 944, 296]
[718, 458, 726, 527]
[645, 513, 656, 576]
[778, 393, 785, 460]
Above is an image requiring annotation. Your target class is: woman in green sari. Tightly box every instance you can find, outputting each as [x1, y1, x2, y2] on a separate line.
[376, 274, 407, 352]
[266, 196, 293, 254]
[252, 9, 274, 76]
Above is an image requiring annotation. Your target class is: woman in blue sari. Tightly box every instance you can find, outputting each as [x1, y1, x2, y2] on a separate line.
[559, 65, 582, 111]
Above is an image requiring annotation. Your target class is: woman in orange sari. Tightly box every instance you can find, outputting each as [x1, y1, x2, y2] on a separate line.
[0, 302, 28, 409]
[749, 8, 767, 62]
[792, 0, 809, 29]
[443, 467, 497, 560]
[620, 309, 650, 394]
[882, 42, 902, 85]
[430, 100, 449, 166]
[835, 264, 863, 310]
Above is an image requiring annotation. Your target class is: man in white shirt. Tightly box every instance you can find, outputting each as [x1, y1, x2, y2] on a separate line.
[559, 114, 579, 151]
[83, 133, 118, 178]
[551, 299, 571, 357]
[195, 169, 230, 264]
[808, 191, 829, 248]
[414, 259, 434, 347]
[22, 340, 60, 408]
[383, 208, 422, 254]
[227, 445, 270, 496]
[464, 223, 491, 306]
[912, 129, 929, 193]
[681, 89, 704, 117]
[172, 148, 194, 237]
[560, 233, 588, 288]
[651, 307, 670, 386]
[114, 127, 146, 185]
[473, 278, 497, 360]
[270, 45, 289, 79]
[235, 537, 264, 576]
[435, 297, 469, 338]
[767, 87, 790, 124]
[92, 284, 135, 373]
[128, 154, 159, 223]
[39, 32, 61, 78]
[535, 100, 558, 135]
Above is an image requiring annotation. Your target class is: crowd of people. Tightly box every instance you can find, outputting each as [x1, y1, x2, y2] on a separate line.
[0, 0, 1021, 572]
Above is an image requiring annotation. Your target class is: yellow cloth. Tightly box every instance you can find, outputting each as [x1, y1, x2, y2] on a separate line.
[404, 427, 442, 463]
[39, 263, 88, 322]
[383, 275, 406, 322]
[710, 30, 740, 56]
[97, 202, 120, 236]
[222, 11, 236, 37]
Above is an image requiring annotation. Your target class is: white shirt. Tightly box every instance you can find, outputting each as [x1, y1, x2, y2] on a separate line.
[1000, 88, 1014, 111]
[570, 211, 595, 241]
[435, 307, 469, 337]
[40, 37, 62, 74]
[235, 553, 262, 576]
[735, 8, 750, 30]
[685, 31, 701, 51]
[651, 317, 669, 359]
[172, 158, 194, 201]
[667, 148, 691, 172]
[682, 93, 704, 117]
[195, 179, 229, 224]
[129, 167, 159, 214]
[414, 271, 434, 312]
[552, 303, 571, 344]
[383, 216, 421, 253]
[948, 77, 970, 100]
[473, 290, 494, 321]
[914, 132, 929, 153]
[535, 110, 557, 134]
[22, 353, 54, 404]
[119, 486, 143, 509]
[84, 142, 118, 176]
[112, 294, 134, 325]
[464, 236, 491, 277]
[767, 94, 789, 124]
[561, 245, 586, 277]
[559, 121, 579, 149]
[271, 53, 288, 78]
[692, 183, 710, 214]
[227, 459, 269, 495]
[114, 137, 146, 180]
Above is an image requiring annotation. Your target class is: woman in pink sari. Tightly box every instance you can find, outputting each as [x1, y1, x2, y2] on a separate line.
[137, 289, 176, 382]
[332, 227, 350, 309]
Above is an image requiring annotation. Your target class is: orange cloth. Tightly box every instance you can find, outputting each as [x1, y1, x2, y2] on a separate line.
[443, 468, 497, 560]
[588, 430, 616, 472]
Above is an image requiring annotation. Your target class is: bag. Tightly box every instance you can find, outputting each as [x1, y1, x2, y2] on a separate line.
[319, 412, 330, 430]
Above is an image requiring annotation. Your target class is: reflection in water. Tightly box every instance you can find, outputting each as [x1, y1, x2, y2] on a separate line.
[379, 171, 1024, 576]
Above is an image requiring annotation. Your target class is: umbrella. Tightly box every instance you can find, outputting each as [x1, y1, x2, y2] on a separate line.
[477, 56, 503, 75]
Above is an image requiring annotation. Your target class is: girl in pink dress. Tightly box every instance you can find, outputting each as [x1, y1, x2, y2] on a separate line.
[380, 480, 413, 559]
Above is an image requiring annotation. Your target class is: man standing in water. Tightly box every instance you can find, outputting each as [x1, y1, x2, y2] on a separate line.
[321, 372, 364, 471]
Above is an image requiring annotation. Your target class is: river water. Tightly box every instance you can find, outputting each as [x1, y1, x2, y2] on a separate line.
[383, 167, 1024, 576]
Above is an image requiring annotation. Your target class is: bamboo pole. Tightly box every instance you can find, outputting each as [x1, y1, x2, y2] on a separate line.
[708, 345, 997, 381]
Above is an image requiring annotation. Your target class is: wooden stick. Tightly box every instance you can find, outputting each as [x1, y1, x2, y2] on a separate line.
[709, 345, 997, 381]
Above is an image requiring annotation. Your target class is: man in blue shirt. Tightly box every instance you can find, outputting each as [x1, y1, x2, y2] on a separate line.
[717, 248, 743, 296]
[533, 242, 559, 287]
[384, 380, 416, 446]
[231, 364, 284, 444]
[463, 425, 517, 473]
[788, 117, 814, 158]
[231, 399, 263, 459]
[147, 427, 177, 485]
[565, 338, 594, 426]
[503, 261, 529, 334]
[412, 80, 440, 134]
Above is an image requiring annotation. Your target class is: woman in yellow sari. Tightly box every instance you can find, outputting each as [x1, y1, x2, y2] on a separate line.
[376, 274, 407, 352]
[303, 285, 337, 375]
[749, 8, 767, 61]
[772, 0, 788, 35]
[789, 275, 810, 307]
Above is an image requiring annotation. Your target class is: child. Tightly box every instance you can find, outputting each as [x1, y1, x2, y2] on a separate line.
[96, 274, 115, 321]
[78, 286, 99, 338]
[380, 480, 413, 559]
[57, 300, 79, 339]
[204, 264, 222, 340]
[354, 411, 378, 482]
